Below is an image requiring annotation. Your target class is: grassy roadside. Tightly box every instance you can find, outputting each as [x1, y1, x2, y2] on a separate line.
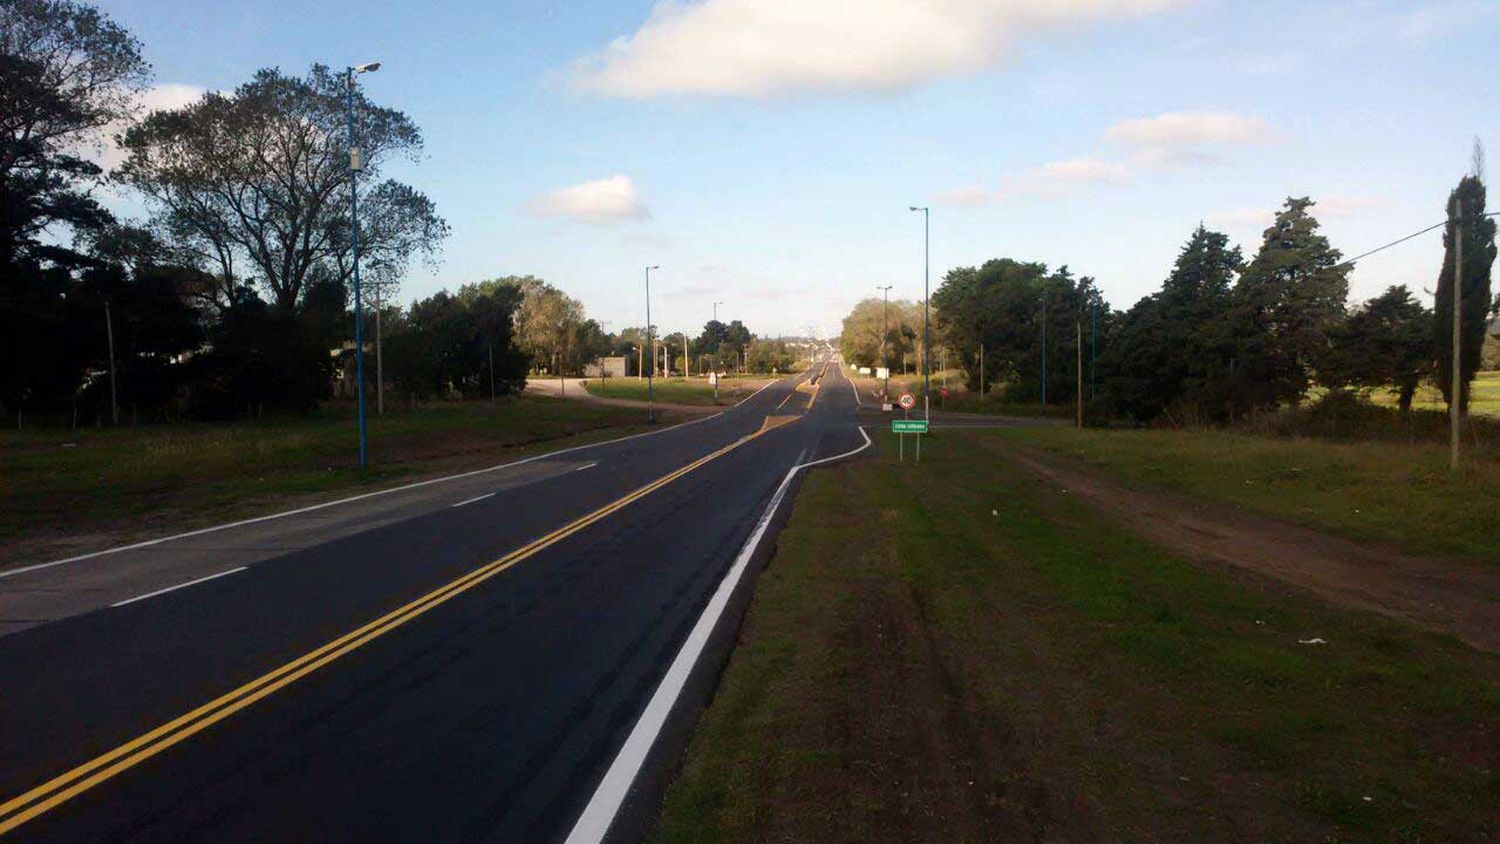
[0, 396, 658, 565]
[1005, 427, 1500, 566]
[581, 376, 771, 406]
[655, 430, 1498, 841]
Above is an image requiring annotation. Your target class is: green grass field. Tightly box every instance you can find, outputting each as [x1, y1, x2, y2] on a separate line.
[1364, 370, 1500, 417]
[655, 431, 1499, 841]
[0, 397, 654, 564]
[1006, 427, 1499, 566]
[581, 376, 768, 406]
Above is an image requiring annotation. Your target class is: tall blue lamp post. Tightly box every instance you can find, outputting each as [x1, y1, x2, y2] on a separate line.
[645, 265, 660, 423]
[346, 61, 379, 468]
[908, 206, 930, 420]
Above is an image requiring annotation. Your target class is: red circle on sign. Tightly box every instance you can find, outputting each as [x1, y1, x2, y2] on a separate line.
[898, 393, 916, 410]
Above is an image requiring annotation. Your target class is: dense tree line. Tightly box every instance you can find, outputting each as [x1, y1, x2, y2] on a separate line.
[852, 174, 1495, 425]
[1, 1, 791, 425]
[1099, 186, 1493, 424]
[0, 0, 456, 422]
[934, 261, 1106, 403]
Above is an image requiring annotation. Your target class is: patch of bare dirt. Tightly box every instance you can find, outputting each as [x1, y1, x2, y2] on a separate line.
[994, 442, 1500, 653]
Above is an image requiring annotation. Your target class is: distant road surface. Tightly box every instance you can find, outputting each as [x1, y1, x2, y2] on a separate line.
[0, 358, 864, 842]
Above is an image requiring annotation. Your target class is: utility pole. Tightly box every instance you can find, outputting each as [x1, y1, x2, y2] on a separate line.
[1040, 294, 1048, 406]
[941, 347, 947, 410]
[683, 334, 690, 378]
[346, 61, 379, 468]
[1090, 298, 1097, 400]
[637, 344, 643, 381]
[877, 284, 893, 403]
[645, 265, 658, 423]
[488, 343, 496, 403]
[1450, 206, 1463, 471]
[909, 205, 931, 421]
[1076, 319, 1084, 428]
[104, 301, 119, 426]
[979, 343, 985, 401]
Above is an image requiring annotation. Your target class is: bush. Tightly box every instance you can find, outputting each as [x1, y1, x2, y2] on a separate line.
[1247, 390, 1500, 445]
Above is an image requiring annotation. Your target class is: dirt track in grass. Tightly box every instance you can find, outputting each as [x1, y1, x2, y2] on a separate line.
[991, 439, 1500, 653]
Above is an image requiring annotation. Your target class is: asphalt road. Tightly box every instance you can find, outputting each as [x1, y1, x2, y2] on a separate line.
[0, 357, 864, 842]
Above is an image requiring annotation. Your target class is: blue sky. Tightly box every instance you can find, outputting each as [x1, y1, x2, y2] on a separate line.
[95, 0, 1499, 338]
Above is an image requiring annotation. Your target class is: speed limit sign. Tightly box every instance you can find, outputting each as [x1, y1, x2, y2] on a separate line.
[898, 393, 916, 410]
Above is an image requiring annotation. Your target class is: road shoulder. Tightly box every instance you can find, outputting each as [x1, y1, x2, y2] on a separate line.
[652, 429, 1499, 842]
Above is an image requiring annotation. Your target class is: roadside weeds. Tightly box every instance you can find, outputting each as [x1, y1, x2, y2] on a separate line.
[654, 429, 1499, 842]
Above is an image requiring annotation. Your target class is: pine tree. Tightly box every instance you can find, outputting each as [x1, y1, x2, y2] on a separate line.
[1228, 197, 1349, 412]
[1100, 225, 1241, 421]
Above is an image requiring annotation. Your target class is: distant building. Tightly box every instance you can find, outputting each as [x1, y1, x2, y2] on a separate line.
[585, 356, 629, 378]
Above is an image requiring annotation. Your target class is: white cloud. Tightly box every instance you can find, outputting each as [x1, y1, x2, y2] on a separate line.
[1104, 111, 1272, 148]
[569, 0, 1184, 98]
[937, 156, 1130, 206]
[1030, 156, 1131, 185]
[1104, 111, 1273, 167]
[1205, 206, 1272, 228]
[1205, 194, 1383, 230]
[87, 83, 205, 171]
[1396, 1, 1497, 42]
[526, 175, 649, 224]
[1316, 194, 1385, 218]
[934, 182, 997, 207]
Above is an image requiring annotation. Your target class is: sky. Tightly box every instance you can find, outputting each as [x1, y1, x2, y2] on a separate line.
[92, 0, 1500, 339]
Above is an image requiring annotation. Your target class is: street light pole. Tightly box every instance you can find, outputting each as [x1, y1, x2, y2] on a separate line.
[711, 300, 723, 378]
[645, 265, 659, 424]
[1450, 207, 1463, 471]
[876, 284, 892, 404]
[346, 61, 379, 468]
[1040, 293, 1047, 407]
[104, 300, 118, 426]
[910, 206, 931, 420]
[1090, 298, 1097, 400]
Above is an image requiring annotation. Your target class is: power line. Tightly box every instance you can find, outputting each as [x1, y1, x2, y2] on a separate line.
[1342, 211, 1500, 267]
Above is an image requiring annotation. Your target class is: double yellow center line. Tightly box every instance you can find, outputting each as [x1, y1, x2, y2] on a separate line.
[0, 416, 792, 836]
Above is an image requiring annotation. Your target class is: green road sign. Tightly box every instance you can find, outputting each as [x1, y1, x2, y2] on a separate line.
[892, 419, 928, 434]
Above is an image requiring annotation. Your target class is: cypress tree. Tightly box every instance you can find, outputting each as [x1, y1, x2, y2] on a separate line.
[1433, 167, 1497, 412]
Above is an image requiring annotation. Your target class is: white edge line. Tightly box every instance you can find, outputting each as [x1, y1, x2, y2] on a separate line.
[450, 492, 496, 508]
[110, 567, 248, 608]
[2, 411, 728, 580]
[564, 424, 873, 844]
[731, 376, 781, 408]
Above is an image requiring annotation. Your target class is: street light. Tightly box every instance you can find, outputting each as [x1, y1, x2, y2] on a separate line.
[645, 265, 659, 423]
[347, 60, 379, 468]
[909, 205, 930, 420]
[876, 285, 892, 404]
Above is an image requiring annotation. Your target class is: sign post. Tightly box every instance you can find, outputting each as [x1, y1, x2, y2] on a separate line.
[895, 393, 922, 462]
